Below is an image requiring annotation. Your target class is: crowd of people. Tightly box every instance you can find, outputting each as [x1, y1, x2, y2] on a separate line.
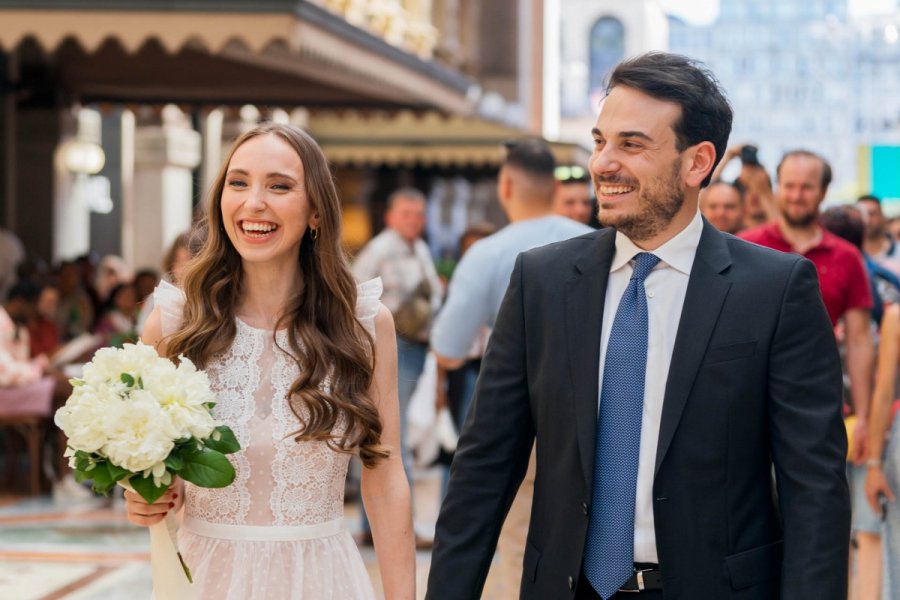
[0, 233, 194, 493]
[2, 49, 899, 599]
[0, 234, 195, 382]
[697, 146, 900, 599]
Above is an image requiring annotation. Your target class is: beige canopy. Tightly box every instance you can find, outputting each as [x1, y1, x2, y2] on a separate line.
[309, 109, 591, 167]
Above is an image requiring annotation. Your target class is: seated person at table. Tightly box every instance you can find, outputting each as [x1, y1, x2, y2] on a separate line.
[0, 282, 46, 387]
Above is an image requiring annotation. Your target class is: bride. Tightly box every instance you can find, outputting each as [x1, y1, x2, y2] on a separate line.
[124, 123, 415, 599]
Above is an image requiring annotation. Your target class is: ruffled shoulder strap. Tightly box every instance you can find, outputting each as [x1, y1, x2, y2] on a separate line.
[356, 277, 383, 340]
[152, 279, 186, 338]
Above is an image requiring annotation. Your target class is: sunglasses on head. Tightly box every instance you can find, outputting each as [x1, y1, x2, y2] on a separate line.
[555, 165, 588, 182]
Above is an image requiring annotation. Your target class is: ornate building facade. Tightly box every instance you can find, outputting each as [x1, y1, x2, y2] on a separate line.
[669, 0, 900, 202]
[550, 0, 668, 145]
[0, 0, 548, 268]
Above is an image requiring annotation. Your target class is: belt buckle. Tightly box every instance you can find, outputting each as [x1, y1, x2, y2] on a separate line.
[618, 567, 651, 593]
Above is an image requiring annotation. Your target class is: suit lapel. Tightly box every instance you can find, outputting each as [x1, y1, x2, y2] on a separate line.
[654, 220, 733, 475]
[566, 228, 616, 493]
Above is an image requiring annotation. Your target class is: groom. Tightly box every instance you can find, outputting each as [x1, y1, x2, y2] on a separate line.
[426, 52, 850, 599]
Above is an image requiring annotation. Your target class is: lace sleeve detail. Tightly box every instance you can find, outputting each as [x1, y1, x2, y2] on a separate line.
[356, 277, 383, 340]
[152, 280, 186, 338]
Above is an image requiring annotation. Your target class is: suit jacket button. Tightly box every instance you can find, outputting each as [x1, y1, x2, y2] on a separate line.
[582, 502, 589, 515]
[568, 575, 575, 590]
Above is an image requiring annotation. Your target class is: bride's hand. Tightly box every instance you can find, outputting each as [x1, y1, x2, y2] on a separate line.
[124, 478, 185, 526]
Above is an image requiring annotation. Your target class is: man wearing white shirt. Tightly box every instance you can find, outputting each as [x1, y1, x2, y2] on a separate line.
[427, 52, 849, 599]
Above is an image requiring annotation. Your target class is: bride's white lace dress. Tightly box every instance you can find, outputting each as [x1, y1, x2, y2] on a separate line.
[153, 278, 382, 600]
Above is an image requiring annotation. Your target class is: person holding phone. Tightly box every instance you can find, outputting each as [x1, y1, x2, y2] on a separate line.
[710, 143, 775, 230]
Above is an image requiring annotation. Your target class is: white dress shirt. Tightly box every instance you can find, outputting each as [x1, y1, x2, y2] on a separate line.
[597, 209, 703, 563]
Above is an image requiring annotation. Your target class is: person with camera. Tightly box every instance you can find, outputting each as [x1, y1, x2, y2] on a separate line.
[352, 187, 443, 550]
[711, 143, 775, 230]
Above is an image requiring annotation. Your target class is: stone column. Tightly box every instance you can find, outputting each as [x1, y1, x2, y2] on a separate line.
[128, 105, 201, 271]
[200, 107, 225, 196]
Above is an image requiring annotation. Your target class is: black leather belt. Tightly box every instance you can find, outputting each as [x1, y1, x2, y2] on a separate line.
[618, 565, 662, 593]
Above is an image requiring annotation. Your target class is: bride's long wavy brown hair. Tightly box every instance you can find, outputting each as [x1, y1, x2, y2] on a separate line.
[165, 123, 388, 467]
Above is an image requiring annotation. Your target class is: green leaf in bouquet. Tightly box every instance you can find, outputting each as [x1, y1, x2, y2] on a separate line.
[88, 461, 115, 494]
[172, 436, 194, 449]
[73, 452, 93, 473]
[165, 452, 185, 471]
[176, 438, 202, 458]
[129, 472, 171, 504]
[120, 373, 135, 387]
[180, 447, 236, 488]
[106, 462, 130, 483]
[204, 426, 241, 455]
[203, 402, 216, 410]
[178, 551, 194, 583]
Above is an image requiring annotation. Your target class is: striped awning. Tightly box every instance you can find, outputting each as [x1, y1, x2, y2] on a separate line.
[309, 110, 591, 168]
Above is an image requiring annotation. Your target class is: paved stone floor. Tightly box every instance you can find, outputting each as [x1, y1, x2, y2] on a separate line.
[0, 467, 448, 600]
[0, 471, 866, 599]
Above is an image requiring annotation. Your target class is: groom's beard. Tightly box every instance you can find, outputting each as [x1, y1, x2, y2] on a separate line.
[596, 158, 684, 242]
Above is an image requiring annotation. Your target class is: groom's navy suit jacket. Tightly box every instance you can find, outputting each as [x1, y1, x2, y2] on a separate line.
[426, 219, 850, 599]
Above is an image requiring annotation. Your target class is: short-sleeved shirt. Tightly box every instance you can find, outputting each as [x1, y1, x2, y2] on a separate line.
[431, 215, 593, 360]
[739, 222, 872, 325]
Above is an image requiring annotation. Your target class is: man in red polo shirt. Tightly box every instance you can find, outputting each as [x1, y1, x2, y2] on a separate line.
[740, 150, 872, 463]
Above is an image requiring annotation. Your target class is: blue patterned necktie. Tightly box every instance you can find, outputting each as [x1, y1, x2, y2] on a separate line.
[584, 252, 660, 599]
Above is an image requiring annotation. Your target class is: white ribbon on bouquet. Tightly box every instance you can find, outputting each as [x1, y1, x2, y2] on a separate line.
[119, 480, 198, 600]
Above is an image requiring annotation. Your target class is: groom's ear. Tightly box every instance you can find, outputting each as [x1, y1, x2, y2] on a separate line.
[683, 141, 716, 188]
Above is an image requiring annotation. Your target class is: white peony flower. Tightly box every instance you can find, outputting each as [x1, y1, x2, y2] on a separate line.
[102, 392, 179, 472]
[140, 354, 219, 440]
[55, 340, 223, 478]
[81, 342, 172, 388]
[55, 382, 122, 453]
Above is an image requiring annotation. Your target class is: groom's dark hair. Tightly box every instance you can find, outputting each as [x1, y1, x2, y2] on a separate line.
[607, 52, 733, 188]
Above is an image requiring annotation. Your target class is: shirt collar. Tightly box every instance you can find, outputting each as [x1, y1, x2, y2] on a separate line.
[767, 221, 837, 253]
[387, 228, 418, 252]
[611, 208, 703, 275]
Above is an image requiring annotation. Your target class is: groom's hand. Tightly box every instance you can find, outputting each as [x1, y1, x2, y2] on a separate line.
[124, 478, 184, 526]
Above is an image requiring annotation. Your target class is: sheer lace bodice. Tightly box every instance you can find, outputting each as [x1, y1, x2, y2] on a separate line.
[186, 319, 350, 526]
[149, 278, 382, 600]
[154, 278, 382, 527]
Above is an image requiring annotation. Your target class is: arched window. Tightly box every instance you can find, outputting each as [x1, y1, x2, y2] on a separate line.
[589, 17, 625, 103]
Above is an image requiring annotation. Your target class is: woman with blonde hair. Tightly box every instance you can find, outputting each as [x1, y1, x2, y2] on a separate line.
[124, 123, 414, 599]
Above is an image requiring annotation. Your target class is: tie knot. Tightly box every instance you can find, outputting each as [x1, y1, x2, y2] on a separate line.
[631, 252, 660, 282]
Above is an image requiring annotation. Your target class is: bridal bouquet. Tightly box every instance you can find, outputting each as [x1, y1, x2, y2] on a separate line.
[55, 341, 240, 597]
